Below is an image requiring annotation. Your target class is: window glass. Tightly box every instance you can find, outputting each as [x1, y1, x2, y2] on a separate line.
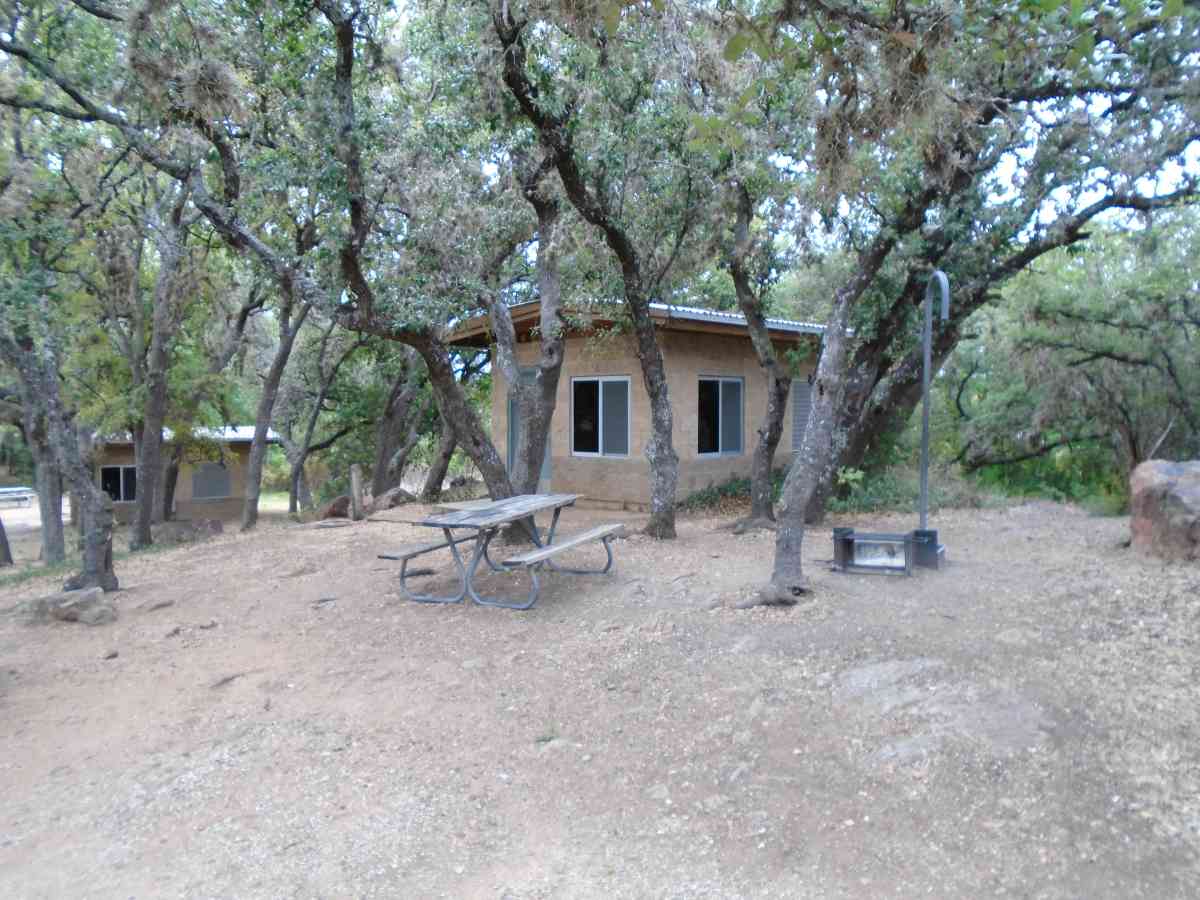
[697, 380, 720, 454]
[192, 462, 231, 499]
[101, 467, 122, 502]
[123, 466, 137, 502]
[507, 393, 521, 473]
[572, 380, 600, 453]
[699, 378, 744, 455]
[601, 380, 629, 456]
[721, 380, 743, 454]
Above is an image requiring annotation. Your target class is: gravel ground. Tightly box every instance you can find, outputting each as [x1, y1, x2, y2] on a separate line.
[0, 500, 1197, 898]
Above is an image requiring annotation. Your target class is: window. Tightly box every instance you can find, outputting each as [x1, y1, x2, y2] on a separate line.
[572, 376, 630, 457]
[792, 380, 813, 453]
[698, 377, 743, 455]
[192, 462, 232, 499]
[100, 465, 137, 502]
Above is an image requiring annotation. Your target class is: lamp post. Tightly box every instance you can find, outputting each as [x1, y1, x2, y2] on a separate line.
[915, 270, 950, 567]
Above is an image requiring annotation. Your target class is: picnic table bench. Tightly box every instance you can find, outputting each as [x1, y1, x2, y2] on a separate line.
[0, 487, 34, 508]
[378, 493, 622, 610]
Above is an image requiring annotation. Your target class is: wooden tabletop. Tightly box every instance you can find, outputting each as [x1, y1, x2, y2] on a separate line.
[415, 494, 581, 530]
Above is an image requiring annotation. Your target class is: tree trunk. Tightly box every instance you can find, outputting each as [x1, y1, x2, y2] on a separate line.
[34, 453, 65, 561]
[242, 298, 311, 531]
[728, 182, 792, 528]
[486, 162, 566, 496]
[764, 294, 855, 603]
[0, 515, 12, 567]
[297, 466, 314, 511]
[20, 412, 66, 563]
[494, 17, 678, 536]
[130, 314, 173, 548]
[763, 215, 914, 603]
[748, 371, 791, 523]
[350, 464, 364, 520]
[421, 419, 456, 502]
[412, 335, 513, 500]
[287, 454, 304, 515]
[371, 350, 424, 496]
[3, 320, 120, 591]
[633, 305, 680, 539]
[68, 494, 117, 592]
[162, 445, 182, 521]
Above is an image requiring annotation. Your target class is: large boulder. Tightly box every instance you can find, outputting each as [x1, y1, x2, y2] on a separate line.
[321, 495, 351, 519]
[367, 486, 415, 513]
[14, 586, 117, 626]
[1130, 460, 1200, 562]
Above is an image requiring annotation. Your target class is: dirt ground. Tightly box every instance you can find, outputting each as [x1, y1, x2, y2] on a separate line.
[1, 499, 1197, 898]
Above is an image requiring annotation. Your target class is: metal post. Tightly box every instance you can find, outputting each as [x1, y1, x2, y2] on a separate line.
[920, 271, 950, 530]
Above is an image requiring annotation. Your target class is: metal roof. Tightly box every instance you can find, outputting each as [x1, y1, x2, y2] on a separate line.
[647, 302, 825, 335]
[458, 298, 824, 337]
[103, 426, 280, 445]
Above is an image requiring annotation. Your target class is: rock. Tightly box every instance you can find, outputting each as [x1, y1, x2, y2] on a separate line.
[366, 486, 416, 513]
[102, 650, 119, 660]
[15, 586, 117, 626]
[321, 495, 351, 519]
[77, 603, 117, 626]
[1130, 460, 1200, 561]
[156, 519, 223, 545]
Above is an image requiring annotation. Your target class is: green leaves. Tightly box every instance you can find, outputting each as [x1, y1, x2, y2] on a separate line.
[723, 32, 752, 63]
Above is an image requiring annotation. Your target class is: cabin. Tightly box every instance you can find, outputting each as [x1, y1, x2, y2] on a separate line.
[96, 426, 277, 523]
[449, 302, 823, 511]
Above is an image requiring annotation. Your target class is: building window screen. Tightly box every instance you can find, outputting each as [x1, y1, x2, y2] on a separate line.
[100, 465, 137, 502]
[572, 377, 630, 457]
[192, 462, 232, 499]
[792, 380, 813, 453]
[601, 380, 629, 455]
[698, 377, 744, 455]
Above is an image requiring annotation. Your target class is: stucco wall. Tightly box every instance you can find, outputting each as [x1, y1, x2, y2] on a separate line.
[492, 329, 817, 509]
[96, 443, 252, 523]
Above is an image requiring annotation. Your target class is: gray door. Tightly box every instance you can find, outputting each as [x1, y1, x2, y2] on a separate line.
[508, 369, 551, 488]
[792, 380, 813, 453]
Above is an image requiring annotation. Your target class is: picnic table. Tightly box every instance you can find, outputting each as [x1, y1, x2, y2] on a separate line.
[0, 486, 34, 508]
[379, 493, 622, 610]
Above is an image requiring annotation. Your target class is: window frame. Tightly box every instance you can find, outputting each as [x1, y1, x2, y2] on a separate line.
[569, 375, 632, 459]
[100, 464, 137, 503]
[697, 375, 745, 458]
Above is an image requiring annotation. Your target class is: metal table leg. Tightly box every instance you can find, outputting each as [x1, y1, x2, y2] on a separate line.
[465, 528, 540, 610]
[399, 527, 468, 604]
[545, 536, 616, 576]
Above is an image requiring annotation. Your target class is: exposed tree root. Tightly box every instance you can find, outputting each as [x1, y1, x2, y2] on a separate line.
[732, 517, 777, 535]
